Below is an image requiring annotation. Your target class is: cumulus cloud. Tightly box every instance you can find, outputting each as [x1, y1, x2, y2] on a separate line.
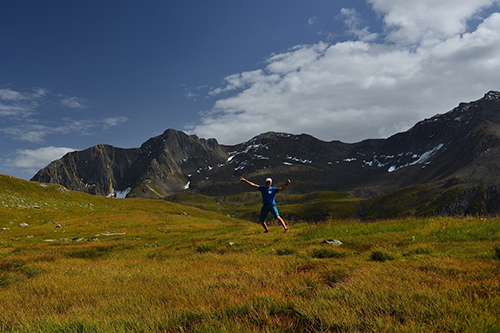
[340, 8, 378, 42]
[189, 1, 500, 144]
[5, 146, 77, 177]
[368, 0, 497, 45]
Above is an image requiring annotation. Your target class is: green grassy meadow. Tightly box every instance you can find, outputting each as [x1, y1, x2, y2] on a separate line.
[1, 175, 500, 332]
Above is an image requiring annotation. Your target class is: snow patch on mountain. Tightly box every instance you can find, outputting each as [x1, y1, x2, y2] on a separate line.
[114, 187, 132, 198]
[286, 156, 312, 164]
[388, 144, 444, 173]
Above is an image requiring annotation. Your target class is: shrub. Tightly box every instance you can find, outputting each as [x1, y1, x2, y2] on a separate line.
[322, 271, 349, 286]
[494, 245, 500, 261]
[404, 246, 432, 257]
[0, 273, 17, 288]
[66, 246, 113, 259]
[21, 265, 47, 278]
[370, 250, 395, 262]
[311, 248, 347, 259]
[196, 244, 216, 253]
[0, 259, 25, 272]
[276, 248, 296, 256]
[0, 259, 45, 278]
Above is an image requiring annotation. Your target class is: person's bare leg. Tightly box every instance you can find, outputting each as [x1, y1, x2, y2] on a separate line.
[277, 216, 288, 231]
[260, 221, 269, 232]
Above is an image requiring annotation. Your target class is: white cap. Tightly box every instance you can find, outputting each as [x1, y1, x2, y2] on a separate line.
[265, 178, 272, 183]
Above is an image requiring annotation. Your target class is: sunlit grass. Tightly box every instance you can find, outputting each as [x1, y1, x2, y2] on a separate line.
[1, 175, 500, 332]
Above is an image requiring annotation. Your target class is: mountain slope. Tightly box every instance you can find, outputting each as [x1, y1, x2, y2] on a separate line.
[32, 129, 228, 198]
[31, 91, 500, 216]
[193, 91, 500, 197]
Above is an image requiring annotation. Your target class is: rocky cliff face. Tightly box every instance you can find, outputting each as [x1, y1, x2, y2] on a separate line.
[31, 91, 500, 215]
[31, 129, 228, 198]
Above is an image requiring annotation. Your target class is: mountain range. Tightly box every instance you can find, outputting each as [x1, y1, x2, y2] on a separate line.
[31, 91, 500, 217]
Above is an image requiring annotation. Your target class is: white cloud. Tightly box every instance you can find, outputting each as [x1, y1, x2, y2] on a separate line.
[189, 2, 500, 144]
[60, 96, 87, 109]
[368, 0, 497, 45]
[2, 117, 129, 142]
[209, 70, 277, 96]
[5, 146, 77, 177]
[0, 103, 33, 117]
[0, 87, 41, 118]
[100, 116, 129, 128]
[0, 88, 28, 101]
[2, 124, 51, 142]
[308, 16, 319, 25]
[340, 8, 378, 42]
[0, 86, 129, 142]
[0, 87, 89, 119]
[185, 91, 199, 99]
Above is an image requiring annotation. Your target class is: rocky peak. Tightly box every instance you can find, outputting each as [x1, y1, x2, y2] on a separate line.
[483, 90, 500, 101]
[31, 129, 228, 198]
[141, 129, 225, 160]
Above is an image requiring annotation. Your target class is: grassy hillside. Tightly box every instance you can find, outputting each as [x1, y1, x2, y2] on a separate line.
[166, 190, 363, 222]
[1, 175, 500, 332]
[166, 179, 494, 221]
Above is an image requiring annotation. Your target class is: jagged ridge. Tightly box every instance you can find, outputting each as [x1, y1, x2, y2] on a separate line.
[31, 91, 500, 215]
[31, 129, 228, 198]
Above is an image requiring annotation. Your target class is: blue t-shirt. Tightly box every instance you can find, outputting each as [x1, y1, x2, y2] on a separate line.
[258, 185, 279, 205]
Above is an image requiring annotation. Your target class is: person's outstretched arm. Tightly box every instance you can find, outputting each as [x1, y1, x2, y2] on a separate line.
[278, 179, 291, 192]
[240, 176, 259, 189]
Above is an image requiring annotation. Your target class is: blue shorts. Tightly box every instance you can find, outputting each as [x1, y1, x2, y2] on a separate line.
[260, 204, 280, 222]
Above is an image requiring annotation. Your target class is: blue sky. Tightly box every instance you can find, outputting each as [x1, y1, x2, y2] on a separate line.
[2, 0, 500, 179]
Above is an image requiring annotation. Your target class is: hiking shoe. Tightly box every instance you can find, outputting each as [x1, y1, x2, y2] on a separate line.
[264, 230, 269, 233]
[284, 229, 289, 233]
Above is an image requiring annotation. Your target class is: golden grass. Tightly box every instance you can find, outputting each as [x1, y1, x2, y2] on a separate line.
[0, 175, 500, 332]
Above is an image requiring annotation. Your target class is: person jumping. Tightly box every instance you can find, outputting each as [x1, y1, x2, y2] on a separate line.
[240, 176, 291, 233]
